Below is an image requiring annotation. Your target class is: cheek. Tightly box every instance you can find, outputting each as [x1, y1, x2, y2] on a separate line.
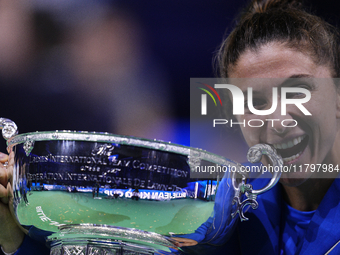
[306, 95, 338, 137]
[238, 116, 262, 146]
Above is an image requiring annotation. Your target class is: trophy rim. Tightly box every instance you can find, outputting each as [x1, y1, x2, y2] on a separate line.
[48, 223, 177, 249]
[6, 130, 238, 167]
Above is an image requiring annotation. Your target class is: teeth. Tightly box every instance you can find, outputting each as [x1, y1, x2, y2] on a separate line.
[282, 152, 302, 163]
[287, 141, 294, 148]
[272, 135, 307, 163]
[273, 135, 306, 150]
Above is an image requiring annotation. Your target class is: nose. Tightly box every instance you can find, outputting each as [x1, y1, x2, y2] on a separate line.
[267, 104, 295, 136]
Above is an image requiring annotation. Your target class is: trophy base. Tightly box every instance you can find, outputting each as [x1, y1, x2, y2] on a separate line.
[48, 224, 179, 255]
[50, 239, 165, 255]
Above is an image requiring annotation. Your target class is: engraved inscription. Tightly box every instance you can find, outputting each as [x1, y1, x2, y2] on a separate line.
[27, 173, 183, 192]
[91, 144, 114, 156]
[29, 154, 188, 178]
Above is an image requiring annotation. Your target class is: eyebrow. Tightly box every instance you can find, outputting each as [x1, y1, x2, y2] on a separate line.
[280, 74, 316, 89]
[287, 74, 314, 79]
[241, 74, 315, 95]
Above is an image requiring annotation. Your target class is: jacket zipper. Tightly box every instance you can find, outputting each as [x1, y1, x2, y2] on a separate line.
[325, 240, 340, 255]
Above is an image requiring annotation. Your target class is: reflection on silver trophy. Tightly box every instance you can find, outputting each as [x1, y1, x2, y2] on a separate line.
[0, 117, 282, 254]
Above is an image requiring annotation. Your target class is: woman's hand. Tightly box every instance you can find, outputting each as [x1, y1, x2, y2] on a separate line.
[0, 151, 25, 254]
[0, 152, 9, 204]
[170, 237, 198, 247]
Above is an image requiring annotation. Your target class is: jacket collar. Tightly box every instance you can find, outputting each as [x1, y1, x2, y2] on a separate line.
[240, 178, 340, 255]
[300, 178, 340, 254]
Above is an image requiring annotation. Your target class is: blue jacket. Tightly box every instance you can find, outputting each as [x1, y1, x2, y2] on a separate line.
[10, 226, 51, 255]
[181, 177, 340, 254]
[235, 177, 340, 254]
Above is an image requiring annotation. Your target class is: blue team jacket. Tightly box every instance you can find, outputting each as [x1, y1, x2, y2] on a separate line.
[180, 177, 340, 255]
[13, 226, 51, 255]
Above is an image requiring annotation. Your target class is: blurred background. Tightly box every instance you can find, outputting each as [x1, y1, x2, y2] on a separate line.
[0, 0, 336, 157]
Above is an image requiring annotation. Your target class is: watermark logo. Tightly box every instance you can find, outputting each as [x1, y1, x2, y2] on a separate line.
[201, 84, 311, 116]
[192, 79, 313, 130]
[215, 84, 311, 116]
[198, 82, 222, 115]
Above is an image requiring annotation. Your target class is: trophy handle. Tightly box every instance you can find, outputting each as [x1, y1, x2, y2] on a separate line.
[231, 144, 283, 221]
[245, 144, 283, 195]
[0, 118, 18, 140]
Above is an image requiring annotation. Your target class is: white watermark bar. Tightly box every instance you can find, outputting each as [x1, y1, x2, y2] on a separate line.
[190, 78, 340, 179]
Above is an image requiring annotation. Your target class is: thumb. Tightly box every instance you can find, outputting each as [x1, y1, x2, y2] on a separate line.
[7, 182, 13, 200]
[0, 152, 8, 164]
[0, 182, 8, 204]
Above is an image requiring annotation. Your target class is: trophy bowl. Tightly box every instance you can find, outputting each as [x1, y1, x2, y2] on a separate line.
[2, 118, 246, 254]
[1, 118, 282, 254]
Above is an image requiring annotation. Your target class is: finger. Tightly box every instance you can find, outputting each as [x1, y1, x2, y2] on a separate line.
[0, 165, 8, 187]
[8, 150, 14, 165]
[0, 182, 13, 205]
[0, 152, 8, 163]
[8, 182, 13, 198]
[0, 183, 8, 204]
[6, 151, 14, 181]
[6, 182, 13, 203]
[169, 237, 198, 247]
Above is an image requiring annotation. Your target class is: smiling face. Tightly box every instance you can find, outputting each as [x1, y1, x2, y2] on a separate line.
[228, 42, 340, 186]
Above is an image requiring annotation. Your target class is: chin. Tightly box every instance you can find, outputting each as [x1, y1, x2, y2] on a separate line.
[279, 175, 309, 187]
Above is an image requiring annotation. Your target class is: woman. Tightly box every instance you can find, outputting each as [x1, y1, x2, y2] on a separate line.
[1, 0, 340, 254]
[0, 152, 50, 255]
[175, 0, 340, 254]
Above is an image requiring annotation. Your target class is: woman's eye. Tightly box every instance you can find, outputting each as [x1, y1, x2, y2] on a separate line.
[285, 85, 310, 98]
[284, 83, 312, 99]
[285, 92, 304, 98]
[245, 99, 266, 110]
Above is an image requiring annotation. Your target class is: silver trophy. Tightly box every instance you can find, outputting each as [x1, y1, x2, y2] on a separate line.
[0, 118, 282, 254]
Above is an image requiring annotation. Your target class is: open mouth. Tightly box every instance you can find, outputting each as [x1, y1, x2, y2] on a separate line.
[272, 135, 309, 163]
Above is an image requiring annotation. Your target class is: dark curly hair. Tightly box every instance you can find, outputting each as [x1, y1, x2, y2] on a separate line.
[217, 0, 340, 78]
